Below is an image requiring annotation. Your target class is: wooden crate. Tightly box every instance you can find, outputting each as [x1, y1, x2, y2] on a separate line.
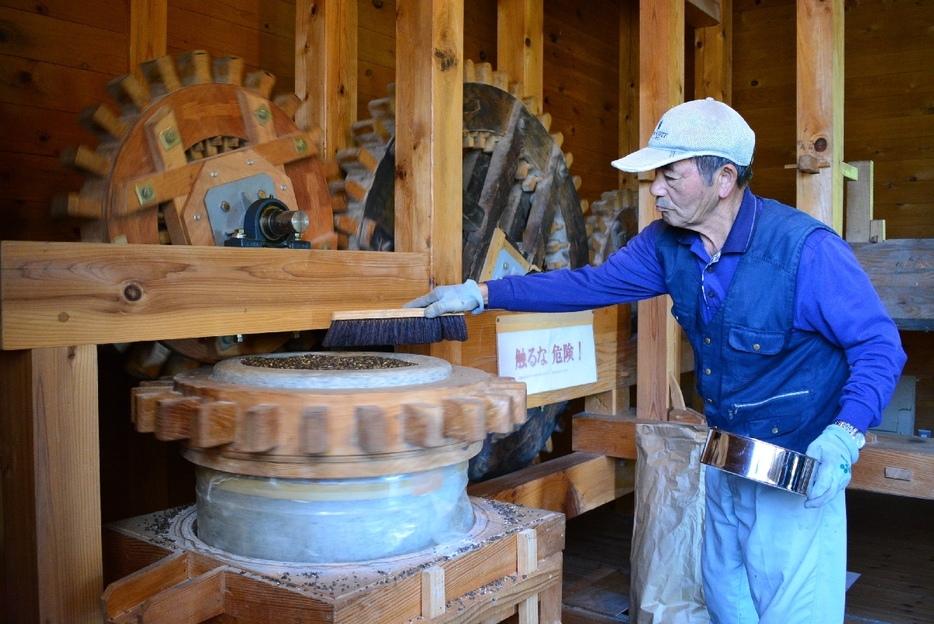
[101, 497, 564, 624]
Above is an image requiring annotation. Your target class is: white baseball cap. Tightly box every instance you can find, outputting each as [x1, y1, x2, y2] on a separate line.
[611, 98, 755, 173]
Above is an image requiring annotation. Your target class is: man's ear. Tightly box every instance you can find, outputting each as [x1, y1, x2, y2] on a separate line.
[718, 164, 739, 198]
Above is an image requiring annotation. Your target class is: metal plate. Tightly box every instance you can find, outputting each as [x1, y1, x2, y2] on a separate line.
[700, 428, 816, 496]
[203, 173, 278, 245]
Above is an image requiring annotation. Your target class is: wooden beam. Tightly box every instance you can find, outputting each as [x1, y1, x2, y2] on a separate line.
[295, 0, 358, 157]
[637, 0, 684, 420]
[467, 452, 634, 519]
[395, 0, 464, 364]
[844, 160, 874, 243]
[694, 0, 732, 103]
[129, 0, 167, 82]
[572, 411, 641, 459]
[0, 241, 429, 350]
[796, 0, 845, 232]
[497, 0, 544, 115]
[573, 411, 934, 500]
[850, 238, 934, 331]
[851, 432, 934, 500]
[0, 346, 102, 623]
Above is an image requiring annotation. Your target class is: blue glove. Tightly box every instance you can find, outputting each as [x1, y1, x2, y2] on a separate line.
[403, 279, 485, 318]
[804, 424, 860, 508]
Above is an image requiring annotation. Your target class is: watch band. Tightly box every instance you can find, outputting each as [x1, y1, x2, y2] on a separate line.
[832, 420, 866, 449]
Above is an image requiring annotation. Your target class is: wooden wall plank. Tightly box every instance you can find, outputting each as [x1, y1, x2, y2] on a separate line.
[0, 346, 102, 623]
[0, 6, 128, 75]
[0, 200, 82, 243]
[171, 0, 296, 40]
[0, 241, 430, 349]
[463, 0, 497, 58]
[0, 54, 115, 115]
[0, 103, 97, 158]
[167, 4, 295, 92]
[850, 239, 934, 331]
[0, 0, 129, 32]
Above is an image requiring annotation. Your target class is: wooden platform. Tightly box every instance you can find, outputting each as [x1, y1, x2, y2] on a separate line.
[560, 490, 934, 623]
[101, 497, 564, 624]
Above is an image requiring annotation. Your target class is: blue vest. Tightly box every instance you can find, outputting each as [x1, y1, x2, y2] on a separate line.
[656, 198, 850, 453]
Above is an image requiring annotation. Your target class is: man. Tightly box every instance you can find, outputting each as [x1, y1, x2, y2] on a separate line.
[405, 98, 906, 623]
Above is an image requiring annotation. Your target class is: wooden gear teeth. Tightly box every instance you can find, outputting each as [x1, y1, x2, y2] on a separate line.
[130, 355, 528, 479]
[53, 49, 339, 253]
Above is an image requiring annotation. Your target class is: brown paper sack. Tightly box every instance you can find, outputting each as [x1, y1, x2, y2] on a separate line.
[630, 422, 709, 623]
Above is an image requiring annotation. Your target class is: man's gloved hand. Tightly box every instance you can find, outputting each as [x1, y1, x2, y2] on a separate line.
[403, 279, 485, 318]
[804, 424, 860, 508]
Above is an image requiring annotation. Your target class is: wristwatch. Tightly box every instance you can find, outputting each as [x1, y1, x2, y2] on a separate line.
[832, 420, 866, 449]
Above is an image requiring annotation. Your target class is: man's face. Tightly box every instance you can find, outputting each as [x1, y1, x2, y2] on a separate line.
[649, 159, 721, 229]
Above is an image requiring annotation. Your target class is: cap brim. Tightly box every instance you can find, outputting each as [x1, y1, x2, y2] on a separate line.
[611, 146, 691, 173]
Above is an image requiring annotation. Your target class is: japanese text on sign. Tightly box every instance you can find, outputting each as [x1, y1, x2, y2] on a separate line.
[496, 311, 597, 395]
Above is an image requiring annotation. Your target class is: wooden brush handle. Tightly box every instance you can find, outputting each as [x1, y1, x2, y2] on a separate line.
[330, 309, 463, 321]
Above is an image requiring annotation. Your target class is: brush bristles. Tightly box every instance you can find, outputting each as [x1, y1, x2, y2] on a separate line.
[322, 315, 468, 347]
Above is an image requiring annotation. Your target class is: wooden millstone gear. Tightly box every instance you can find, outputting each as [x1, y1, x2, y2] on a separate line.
[131, 351, 527, 563]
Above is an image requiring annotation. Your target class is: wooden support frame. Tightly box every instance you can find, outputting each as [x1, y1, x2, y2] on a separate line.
[100, 499, 565, 623]
[0, 242, 430, 350]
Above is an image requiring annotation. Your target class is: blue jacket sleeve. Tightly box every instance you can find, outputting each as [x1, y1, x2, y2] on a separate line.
[795, 230, 907, 431]
[486, 220, 670, 312]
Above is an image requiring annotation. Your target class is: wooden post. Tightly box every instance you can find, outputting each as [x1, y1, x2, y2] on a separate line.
[497, 0, 543, 115]
[0, 346, 102, 623]
[796, 0, 845, 231]
[295, 0, 358, 157]
[636, 0, 684, 421]
[395, 0, 465, 365]
[129, 0, 167, 82]
[844, 160, 874, 242]
[694, 0, 732, 103]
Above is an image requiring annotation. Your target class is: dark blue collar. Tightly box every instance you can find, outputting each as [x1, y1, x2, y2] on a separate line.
[677, 187, 758, 260]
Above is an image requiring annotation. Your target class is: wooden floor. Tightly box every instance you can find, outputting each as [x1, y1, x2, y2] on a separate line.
[560, 489, 934, 623]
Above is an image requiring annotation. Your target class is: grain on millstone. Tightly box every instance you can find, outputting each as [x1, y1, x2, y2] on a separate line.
[240, 354, 416, 371]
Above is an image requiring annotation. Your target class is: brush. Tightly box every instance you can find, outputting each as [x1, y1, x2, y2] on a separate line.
[322, 308, 468, 348]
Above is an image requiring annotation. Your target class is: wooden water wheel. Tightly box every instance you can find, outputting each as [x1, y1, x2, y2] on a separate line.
[333, 61, 589, 278]
[54, 51, 344, 368]
[54, 50, 337, 250]
[330, 63, 589, 481]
